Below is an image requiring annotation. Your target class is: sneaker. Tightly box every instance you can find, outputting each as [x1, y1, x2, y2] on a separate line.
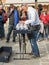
[6, 40, 9, 43]
[33, 55, 40, 58]
[38, 38, 44, 42]
[1, 37, 5, 40]
[29, 51, 33, 55]
[13, 40, 16, 43]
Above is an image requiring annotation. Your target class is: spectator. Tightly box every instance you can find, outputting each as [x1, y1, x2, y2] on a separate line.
[6, 4, 19, 42]
[0, 3, 6, 40]
[40, 10, 48, 39]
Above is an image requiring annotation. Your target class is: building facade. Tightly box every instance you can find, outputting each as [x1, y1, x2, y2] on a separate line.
[1, 0, 49, 12]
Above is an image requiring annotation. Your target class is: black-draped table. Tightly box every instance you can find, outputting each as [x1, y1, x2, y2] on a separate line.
[13, 29, 31, 59]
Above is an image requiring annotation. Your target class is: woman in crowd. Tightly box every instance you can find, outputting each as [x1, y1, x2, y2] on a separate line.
[0, 3, 6, 39]
[40, 10, 48, 40]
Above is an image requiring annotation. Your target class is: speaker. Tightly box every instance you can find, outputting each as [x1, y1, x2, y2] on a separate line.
[0, 46, 12, 62]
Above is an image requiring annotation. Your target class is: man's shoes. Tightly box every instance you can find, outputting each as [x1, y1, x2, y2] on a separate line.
[0, 37, 5, 40]
[33, 55, 40, 58]
[29, 51, 33, 55]
[13, 40, 16, 43]
[6, 40, 9, 43]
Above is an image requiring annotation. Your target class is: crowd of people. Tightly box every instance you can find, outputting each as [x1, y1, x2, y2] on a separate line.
[0, 3, 49, 58]
[38, 9, 49, 41]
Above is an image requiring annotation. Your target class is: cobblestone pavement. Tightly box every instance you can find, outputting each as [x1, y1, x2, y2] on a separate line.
[0, 24, 49, 65]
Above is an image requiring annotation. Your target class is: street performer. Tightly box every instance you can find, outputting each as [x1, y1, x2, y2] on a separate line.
[21, 4, 40, 57]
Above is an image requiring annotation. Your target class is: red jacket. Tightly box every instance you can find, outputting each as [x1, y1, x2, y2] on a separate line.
[40, 13, 48, 24]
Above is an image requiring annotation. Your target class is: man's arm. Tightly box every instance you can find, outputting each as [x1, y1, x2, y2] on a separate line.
[25, 10, 36, 25]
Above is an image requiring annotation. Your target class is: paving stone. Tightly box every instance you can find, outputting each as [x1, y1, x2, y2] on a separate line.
[41, 63, 49, 65]
[0, 26, 49, 65]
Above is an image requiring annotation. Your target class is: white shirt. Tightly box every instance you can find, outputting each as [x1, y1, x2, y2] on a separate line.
[25, 7, 40, 25]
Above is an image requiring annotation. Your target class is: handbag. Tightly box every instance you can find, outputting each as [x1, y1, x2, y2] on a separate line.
[3, 13, 8, 24]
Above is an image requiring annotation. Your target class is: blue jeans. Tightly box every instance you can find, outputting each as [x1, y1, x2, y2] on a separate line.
[7, 25, 16, 41]
[30, 30, 40, 56]
[0, 23, 5, 38]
